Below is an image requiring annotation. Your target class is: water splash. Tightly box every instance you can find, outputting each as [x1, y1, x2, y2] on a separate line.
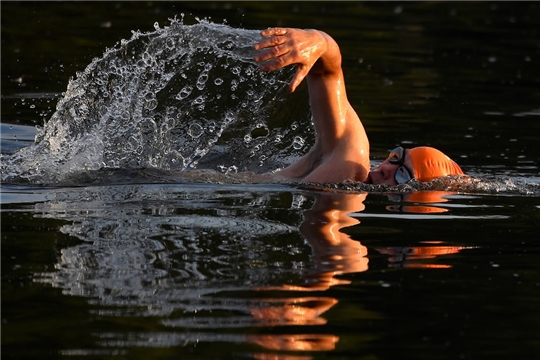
[1, 18, 312, 184]
[305, 175, 540, 196]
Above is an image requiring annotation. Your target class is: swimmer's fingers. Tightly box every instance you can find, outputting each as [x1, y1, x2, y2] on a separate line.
[260, 27, 288, 38]
[254, 28, 324, 91]
[253, 45, 291, 65]
[253, 27, 288, 52]
[253, 28, 291, 64]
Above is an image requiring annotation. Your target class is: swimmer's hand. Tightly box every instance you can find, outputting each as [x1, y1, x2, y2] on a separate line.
[254, 28, 339, 93]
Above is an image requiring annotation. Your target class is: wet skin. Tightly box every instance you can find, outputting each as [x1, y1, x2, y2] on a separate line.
[365, 149, 415, 185]
[254, 28, 417, 186]
[254, 28, 370, 184]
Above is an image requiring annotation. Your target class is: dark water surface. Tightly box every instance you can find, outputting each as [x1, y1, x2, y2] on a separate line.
[2, 2, 540, 359]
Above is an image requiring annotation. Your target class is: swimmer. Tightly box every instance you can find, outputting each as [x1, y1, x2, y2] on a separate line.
[253, 27, 464, 185]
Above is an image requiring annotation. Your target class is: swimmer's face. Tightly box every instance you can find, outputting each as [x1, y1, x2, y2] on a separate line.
[365, 147, 414, 185]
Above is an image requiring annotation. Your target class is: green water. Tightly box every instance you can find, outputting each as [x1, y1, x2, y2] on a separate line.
[2, 2, 540, 359]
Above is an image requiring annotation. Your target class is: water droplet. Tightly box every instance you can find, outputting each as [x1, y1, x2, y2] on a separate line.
[142, 51, 152, 65]
[196, 72, 209, 90]
[207, 121, 216, 133]
[214, 78, 223, 86]
[224, 111, 235, 124]
[166, 37, 175, 50]
[145, 99, 158, 110]
[154, 22, 160, 30]
[188, 123, 204, 139]
[245, 66, 255, 76]
[244, 134, 252, 143]
[176, 85, 193, 100]
[192, 95, 205, 105]
[292, 136, 305, 150]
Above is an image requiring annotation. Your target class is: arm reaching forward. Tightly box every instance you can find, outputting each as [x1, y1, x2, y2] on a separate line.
[254, 28, 370, 183]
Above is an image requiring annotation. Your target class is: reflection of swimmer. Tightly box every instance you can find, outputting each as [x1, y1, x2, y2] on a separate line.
[375, 243, 466, 269]
[381, 190, 470, 268]
[246, 192, 367, 355]
[253, 28, 464, 185]
[245, 190, 470, 354]
[273, 191, 369, 291]
[386, 190, 454, 213]
[249, 333, 339, 354]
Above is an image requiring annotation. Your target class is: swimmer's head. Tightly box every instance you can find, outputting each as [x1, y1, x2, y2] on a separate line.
[365, 146, 464, 185]
[408, 146, 464, 182]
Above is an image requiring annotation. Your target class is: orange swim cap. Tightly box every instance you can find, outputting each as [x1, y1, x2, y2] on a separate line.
[408, 147, 464, 182]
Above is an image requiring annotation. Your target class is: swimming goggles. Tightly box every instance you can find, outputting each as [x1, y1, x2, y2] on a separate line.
[388, 146, 414, 184]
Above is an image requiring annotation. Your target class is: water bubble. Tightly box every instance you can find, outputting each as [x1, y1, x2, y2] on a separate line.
[232, 66, 241, 75]
[274, 134, 283, 143]
[188, 123, 204, 139]
[214, 78, 223, 86]
[244, 134, 252, 143]
[231, 79, 238, 91]
[166, 37, 175, 50]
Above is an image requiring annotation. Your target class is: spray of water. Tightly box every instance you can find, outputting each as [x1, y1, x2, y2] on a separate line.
[1, 17, 313, 184]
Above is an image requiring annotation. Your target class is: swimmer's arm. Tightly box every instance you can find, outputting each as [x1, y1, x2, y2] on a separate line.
[254, 28, 369, 182]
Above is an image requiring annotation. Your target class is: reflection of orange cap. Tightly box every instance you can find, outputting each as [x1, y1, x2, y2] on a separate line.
[408, 147, 464, 182]
[404, 191, 452, 203]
